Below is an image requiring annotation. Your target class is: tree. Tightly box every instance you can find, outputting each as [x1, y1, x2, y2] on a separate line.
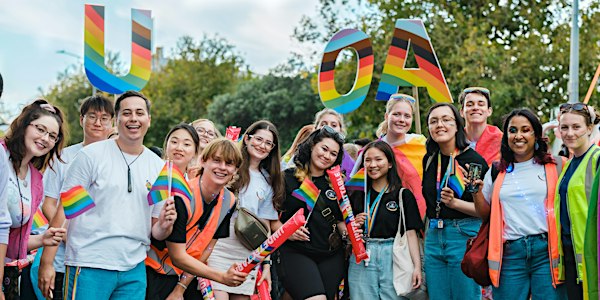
[207, 74, 322, 150]
[291, 0, 600, 137]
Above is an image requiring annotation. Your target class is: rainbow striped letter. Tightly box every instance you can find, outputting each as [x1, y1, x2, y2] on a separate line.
[84, 4, 153, 94]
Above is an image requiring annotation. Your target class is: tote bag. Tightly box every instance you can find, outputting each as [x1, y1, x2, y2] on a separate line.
[393, 188, 415, 296]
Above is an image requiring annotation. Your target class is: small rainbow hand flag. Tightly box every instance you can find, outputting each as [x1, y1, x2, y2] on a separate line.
[446, 156, 466, 198]
[31, 208, 48, 231]
[61, 185, 96, 219]
[147, 161, 193, 206]
[345, 168, 365, 191]
[292, 179, 320, 212]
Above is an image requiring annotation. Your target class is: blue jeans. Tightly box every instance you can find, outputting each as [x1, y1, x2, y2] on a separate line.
[425, 217, 481, 300]
[348, 238, 406, 300]
[493, 234, 567, 300]
[64, 262, 146, 300]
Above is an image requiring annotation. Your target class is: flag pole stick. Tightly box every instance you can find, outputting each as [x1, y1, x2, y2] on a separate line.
[168, 160, 173, 200]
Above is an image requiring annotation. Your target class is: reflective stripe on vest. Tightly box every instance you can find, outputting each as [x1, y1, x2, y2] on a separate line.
[145, 179, 235, 275]
[488, 163, 562, 288]
[556, 145, 600, 282]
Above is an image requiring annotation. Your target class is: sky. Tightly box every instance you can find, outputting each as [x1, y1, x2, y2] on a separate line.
[0, 0, 320, 118]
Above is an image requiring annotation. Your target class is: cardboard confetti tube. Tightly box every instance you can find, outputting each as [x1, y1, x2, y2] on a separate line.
[236, 209, 306, 273]
[326, 165, 369, 263]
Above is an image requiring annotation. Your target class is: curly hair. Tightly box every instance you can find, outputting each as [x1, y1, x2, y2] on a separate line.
[498, 108, 554, 172]
[4, 99, 66, 172]
[293, 127, 344, 182]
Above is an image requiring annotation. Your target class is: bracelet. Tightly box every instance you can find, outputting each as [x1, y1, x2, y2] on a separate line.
[261, 260, 272, 266]
[177, 282, 188, 290]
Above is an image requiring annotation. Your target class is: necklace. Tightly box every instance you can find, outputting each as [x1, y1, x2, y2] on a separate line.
[199, 179, 219, 203]
[116, 142, 144, 193]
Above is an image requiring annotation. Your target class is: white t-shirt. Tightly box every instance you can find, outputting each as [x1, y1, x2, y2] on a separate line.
[237, 169, 278, 220]
[43, 143, 83, 273]
[60, 139, 164, 271]
[0, 148, 13, 244]
[482, 159, 548, 240]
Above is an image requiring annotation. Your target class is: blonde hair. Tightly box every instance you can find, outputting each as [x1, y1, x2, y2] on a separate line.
[283, 124, 315, 159]
[190, 118, 222, 137]
[195, 138, 243, 185]
[376, 94, 416, 137]
[313, 108, 346, 134]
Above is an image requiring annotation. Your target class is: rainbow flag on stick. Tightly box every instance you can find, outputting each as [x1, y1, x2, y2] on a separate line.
[31, 208, 48, 231]
[147, 161, 193, 206]
[446, 155, 466, 198]
[292, 179, 320, 212]
[345, 168, 365, 191]
[61, 185, 96, 219]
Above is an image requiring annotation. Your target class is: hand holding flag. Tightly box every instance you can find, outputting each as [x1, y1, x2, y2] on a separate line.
[147, 161, 193, 205]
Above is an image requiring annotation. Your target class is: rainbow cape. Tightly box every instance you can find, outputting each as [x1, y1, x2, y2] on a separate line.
[390, 134, 427, 219]
[345, 168, 365, 191]
[292, 179, 320, 212]
[147, 161, 193, 206]
[31, 208, 48, 231]
[445, 155, 466, 198]
[61, 185, 96, 219]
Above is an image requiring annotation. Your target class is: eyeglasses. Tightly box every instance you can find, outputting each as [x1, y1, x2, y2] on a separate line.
[30, 124, 60, 143]
[248, 135, 276, 150]
[195, 127, 216, 139]
[321, 125, 345, 142]
[85, 113, 112, 125]
[462, 87, 490, 97]
[428, 117, 456, 127]
[389, 93, 416, 104]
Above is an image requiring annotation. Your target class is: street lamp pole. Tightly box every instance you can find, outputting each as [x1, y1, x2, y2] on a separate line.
[56, 50, 96, 96]
[568, 0, 580, 103]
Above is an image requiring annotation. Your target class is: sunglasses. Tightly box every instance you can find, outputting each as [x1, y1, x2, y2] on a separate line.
[462, 87, 490, 97]
[560, 103, 589, 113]
[320, 125, 345, 142]
[389, 93, 416, 104]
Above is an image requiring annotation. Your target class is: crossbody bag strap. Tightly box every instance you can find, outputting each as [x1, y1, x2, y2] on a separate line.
[314, 191, 337, 226]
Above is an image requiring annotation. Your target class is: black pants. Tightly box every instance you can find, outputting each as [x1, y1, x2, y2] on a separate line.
[563, 241, 583, 299]
[145, 267, 202, 300]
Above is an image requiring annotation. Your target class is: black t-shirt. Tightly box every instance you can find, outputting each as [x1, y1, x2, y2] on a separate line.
[422, 148, 489, 219]
[349, 187, 423, 239]
[151, 195, 234, 251]
[280, 168, 344, 255]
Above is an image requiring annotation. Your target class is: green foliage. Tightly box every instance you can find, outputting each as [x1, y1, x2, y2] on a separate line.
[293, 0, 600, 137]
[207, 74, 322, 150]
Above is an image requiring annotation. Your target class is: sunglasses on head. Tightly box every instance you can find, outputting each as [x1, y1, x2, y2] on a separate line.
[389, 93, 416, 104]
[560, 102, 588, 113]
[320, 125, 345, 142]
[462, 87, 490, 97]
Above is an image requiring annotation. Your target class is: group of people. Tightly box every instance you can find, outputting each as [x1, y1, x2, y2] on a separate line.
[0, 87, 597, 300]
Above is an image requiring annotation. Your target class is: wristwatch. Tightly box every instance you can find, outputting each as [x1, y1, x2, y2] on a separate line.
[261, 260, 272, 266]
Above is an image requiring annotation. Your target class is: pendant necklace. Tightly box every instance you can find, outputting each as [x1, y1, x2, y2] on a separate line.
[116, 142, 144, 193]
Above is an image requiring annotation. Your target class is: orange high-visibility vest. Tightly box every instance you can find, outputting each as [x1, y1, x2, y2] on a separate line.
[145, 178, 235, 275]
[488, 163, 562, 288]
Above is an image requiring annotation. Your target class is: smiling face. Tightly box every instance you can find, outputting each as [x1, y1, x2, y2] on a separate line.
[309, 137, 340, 175]
[166, 129, 198, 172]
[245, 129, 274, 164]
[25, 115, 59, 159]
[507, 115, 536, 162]
[81, 109, 113, 142]
[385, 101, 413, 137]
[428, 106, 458, 146]
[364, 147, 391, 182]
[559, 112, 592, 154]
[461, 93, 492, 125]
[116, 96, 151, 145]
[193, 120, 218, 150]
[316, 113, 342, 133]
[201, 150, 238, 187]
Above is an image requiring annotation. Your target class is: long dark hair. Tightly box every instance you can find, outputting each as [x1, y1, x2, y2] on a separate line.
[359, 141, 402, 192]
[4, 99, 66, 172]
[498, 108, 554, 171]
[293, 126, 344, 182]
[425, 103, 469, 155]
[235, 120, 285, 210]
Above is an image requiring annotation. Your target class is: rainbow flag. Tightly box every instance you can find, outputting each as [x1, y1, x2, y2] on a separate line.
[345, 168, 365, 191]
[446, 155, 466, 198]
[391, 134, 427, 219]
[147, 161, 193, 206]
[292, 179, 320, 212]
[31, 208, 48, 231]
[61, 185, 96, 219]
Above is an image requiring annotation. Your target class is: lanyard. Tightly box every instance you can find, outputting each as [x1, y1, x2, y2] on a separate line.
[435, 149, 458, 218]
[364, 185, 387, 237]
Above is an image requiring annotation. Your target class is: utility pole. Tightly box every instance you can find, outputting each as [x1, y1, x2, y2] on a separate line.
[568, 0, 580, 103]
